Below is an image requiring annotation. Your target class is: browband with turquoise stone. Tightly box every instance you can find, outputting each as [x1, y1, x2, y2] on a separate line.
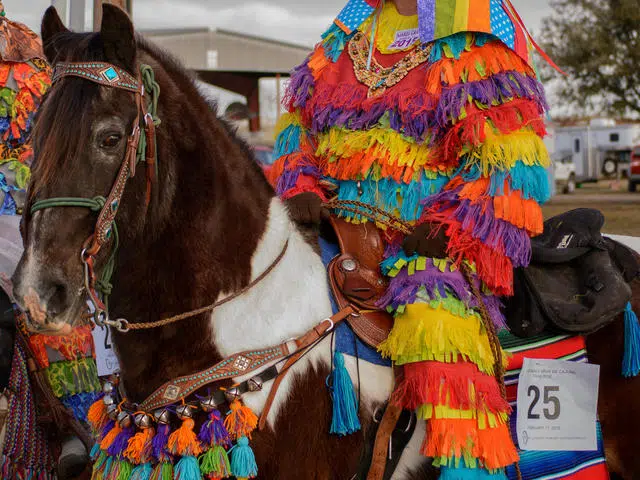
[52, 62, 140, 93]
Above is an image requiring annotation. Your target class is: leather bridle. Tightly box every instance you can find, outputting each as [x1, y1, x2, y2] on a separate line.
[30, 61, 158, 327]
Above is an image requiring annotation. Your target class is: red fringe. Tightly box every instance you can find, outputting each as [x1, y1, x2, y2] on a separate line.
[393, 361, 511, 414]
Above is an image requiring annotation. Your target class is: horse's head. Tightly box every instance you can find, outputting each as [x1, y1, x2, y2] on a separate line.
[12, 5, 153, 334]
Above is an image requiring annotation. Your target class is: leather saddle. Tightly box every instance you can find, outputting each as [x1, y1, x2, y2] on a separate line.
[325, 216, 393, 348]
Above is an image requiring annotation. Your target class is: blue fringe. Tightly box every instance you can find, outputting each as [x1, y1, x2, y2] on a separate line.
[334, 174, 449, 223]
[623, 302, 640, 378]
[321, 23, 354, 62]
[273, 124, 302, 158]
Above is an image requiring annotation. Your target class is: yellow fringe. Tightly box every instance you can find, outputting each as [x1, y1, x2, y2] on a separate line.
[359, 1, 419, 54]
[463, 129, 550, 176]
[378, 303, 505, 374]
[316, 127, 445, 183]
[418, 404, 509, 429]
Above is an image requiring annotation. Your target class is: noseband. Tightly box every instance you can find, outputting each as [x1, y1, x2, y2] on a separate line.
[30, 61, 160, 326]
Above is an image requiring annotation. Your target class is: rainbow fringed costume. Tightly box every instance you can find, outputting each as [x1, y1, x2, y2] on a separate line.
[269, 1, 552, 477]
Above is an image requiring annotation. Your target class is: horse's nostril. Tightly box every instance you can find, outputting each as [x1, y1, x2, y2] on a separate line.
[46, 282, 70, 317]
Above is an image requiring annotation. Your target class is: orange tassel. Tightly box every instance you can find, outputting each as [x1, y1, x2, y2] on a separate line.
[124, 427, 155, 465]
[87, 398, 107, 432]
[168, 418, 203, 457]
[224, 400, 258, 440]
[100, 424, 122, 450]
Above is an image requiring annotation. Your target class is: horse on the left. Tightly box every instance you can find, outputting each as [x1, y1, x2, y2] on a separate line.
[12, 5, 430, 479]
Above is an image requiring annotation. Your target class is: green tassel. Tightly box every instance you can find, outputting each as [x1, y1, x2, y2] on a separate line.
[199, 445, 231, 477]
[149, 462, 173, 480]
[328, 351, 361, 436]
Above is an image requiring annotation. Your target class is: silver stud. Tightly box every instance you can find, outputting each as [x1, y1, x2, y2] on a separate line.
[134, 413, 152, 429]
[224, 387, 241, 403]
[341, 259, 357, 272]
[117, 411, 132, 428]
[199, 396, 218, 413]
[103, 395, 115, 406]
[153, 408, 171, 425]
[103, 382, 114, 395]
[176, 404, 194, 420]
[106, 404, 118, 420]
[248, 377, 263, 392]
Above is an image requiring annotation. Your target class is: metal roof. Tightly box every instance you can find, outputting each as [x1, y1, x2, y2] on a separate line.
[142, 27, 311, 74]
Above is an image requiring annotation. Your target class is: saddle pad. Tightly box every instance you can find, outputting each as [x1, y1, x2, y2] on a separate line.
[501, 331, 609, 480]
[319, 237, 391, 367]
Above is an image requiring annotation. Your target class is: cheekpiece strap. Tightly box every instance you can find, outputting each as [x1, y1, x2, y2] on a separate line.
[52, 61, 141, 93]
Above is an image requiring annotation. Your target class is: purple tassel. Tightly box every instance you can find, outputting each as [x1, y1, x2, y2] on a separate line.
[100, 419, 116, 441]
[108, 426, 135, 456]
[151, 424, 172, 462]
[198, 410, 232, 448]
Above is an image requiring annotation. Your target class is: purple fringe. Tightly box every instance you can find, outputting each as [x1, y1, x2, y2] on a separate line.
[151, 424, 172, 462]
[379, 262, 507, 330]
[100, 420, 116, 441]
[286, 61, 315, 109]
[198, 410, 232, 448]
[276, 164, 320, 196]
[107, 426, 134, 457]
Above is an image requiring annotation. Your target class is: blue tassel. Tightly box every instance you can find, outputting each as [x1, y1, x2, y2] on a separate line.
[440, 467, 508, 480]
[230, 436, 258, 478]
[623, 302, 640, 377]
[130, 463, 153, 480]
[328, 351, 361, 436]
[173, 456, 202, 480]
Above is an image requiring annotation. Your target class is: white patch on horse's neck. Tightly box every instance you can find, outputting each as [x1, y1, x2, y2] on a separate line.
[211, 198, 329, 356]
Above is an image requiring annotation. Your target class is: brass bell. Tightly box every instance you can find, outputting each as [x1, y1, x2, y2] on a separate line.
[199, 396, 218, 413]
[153, 408, 171, 425]
[134, 413, 152, 429]
[106, 404, 118, 421]
[248, 377, 263, 392]
[103, 382, 114, 395]
[103, 395, 115, 406]
[176, 404, 194, 420]
[224, 386, 241, 403]
[117, 411, 132, 428]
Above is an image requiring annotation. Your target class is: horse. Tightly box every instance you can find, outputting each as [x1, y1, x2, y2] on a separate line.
[10, 5, 432, 479]
[8, 4, 640, 480]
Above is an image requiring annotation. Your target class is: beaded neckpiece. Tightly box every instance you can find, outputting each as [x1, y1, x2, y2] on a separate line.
[348, 31, 432, 98]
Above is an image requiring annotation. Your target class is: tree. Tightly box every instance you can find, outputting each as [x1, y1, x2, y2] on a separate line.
[541, 0, 640, 116]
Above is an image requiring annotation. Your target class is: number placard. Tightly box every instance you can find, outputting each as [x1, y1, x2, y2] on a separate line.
[91, 324, 121, 377]
[516, 358, 599, 451]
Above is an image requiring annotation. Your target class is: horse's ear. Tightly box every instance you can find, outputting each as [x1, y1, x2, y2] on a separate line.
[100, 4, 136, 73]
[41, 6, 69, 64]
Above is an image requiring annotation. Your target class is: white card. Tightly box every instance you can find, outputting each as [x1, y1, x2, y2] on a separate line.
[388, 28, 420, 50]
[91, 324, 120, 377]
[516, 358, 599, 451]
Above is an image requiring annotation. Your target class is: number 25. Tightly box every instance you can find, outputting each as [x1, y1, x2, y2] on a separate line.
[527, 385, 560, 420]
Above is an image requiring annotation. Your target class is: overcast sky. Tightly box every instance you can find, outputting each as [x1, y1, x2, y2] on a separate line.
[7, 0, 552, 47]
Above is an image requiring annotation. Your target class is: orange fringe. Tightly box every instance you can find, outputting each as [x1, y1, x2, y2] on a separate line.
[87, 399, 107, 432]
[168, 418, 203, 457]
[493, 188, 543, 236]
[422, 418, 519, 469]
[224, 400, 258, 440]
[100, 424, 122, 450]
[308, 47, 331, 79]
[124, 427, 155, 464]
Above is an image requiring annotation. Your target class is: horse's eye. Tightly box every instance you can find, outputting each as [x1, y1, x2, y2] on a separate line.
[100, 134, 122, 149]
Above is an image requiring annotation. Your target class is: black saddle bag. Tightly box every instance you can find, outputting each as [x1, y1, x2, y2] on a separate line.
[505, 208, 640, 337]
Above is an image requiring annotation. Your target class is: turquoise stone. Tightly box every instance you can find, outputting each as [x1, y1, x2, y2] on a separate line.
[102, 67, 119, 82]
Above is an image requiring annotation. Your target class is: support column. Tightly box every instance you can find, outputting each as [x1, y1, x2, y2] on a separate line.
[93, 0, 131, 31]
[248, 81, 261, 133]
[69, 0, 85, 31]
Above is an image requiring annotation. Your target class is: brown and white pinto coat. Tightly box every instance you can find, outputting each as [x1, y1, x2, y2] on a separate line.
[11, 5, 432, 479]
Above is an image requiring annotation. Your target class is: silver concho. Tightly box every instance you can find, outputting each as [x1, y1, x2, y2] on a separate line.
[153, 408, 171, 425]
[176, 404, 194, 420]
[341, 258, 357, 272]
[134, 413, 152, 429]
[117, 411, 132, 428]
